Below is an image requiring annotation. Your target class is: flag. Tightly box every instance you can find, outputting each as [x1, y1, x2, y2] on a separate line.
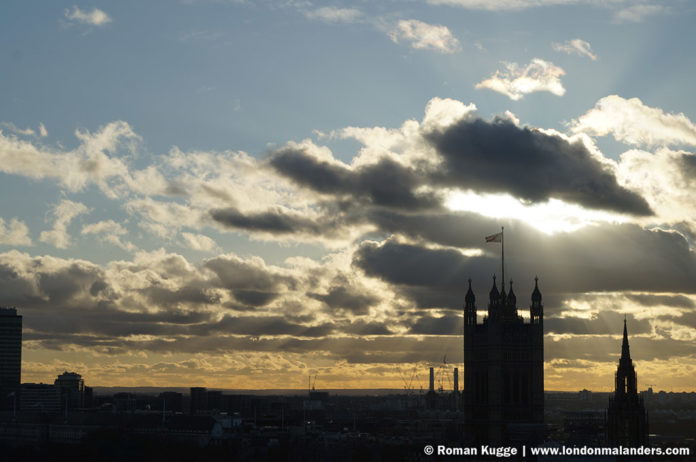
[485, 232, 502, 243]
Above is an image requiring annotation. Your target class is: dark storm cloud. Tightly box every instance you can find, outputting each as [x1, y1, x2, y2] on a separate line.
[27, 329, 465, 364]
[140, 285, 221, 307]
[626, 293, 695, 309]
[189, 315, 335, 338]
[353, 214, 696, 312]
[340, 320, 393, 336]
[308, 276, 379, 315]
[210, 207, 323, 234]
[354, 240, 489, 290]
[409, 313, 463, 335]
[659, 310, 696, 330]
[425, 118, 652, 215]
[36, 263, 105, 303]
[547, 335, 696, 362]
[268, 116, 652, 217]
[24, 303, 215, 340]
[209, 203, 363, 238]
[269, 147, 440, 210]
[232, 289, 279, 307]
[366, 209, 495, 248]
[204, 254, 295, 306]
[545, 312, 651, 335]
[678, 151, 696, 178]
[401, 287, 465, 310]
[204, 255, 296, 291]
[269, 146, 352, 194]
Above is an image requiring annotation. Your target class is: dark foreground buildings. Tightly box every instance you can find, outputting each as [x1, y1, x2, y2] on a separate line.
[0, 307, 22, 411]
[607, 319, 649, 446]
[463, 276, 544, 444]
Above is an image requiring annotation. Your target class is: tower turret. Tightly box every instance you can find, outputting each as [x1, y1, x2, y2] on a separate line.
[530, 277, 543, 325]
[488, 275, 500, 320]
[507, 281, 516, 308]
[464, 279, 476, 325]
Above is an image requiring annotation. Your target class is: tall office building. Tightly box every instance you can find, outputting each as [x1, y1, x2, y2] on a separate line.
[0, 307, 22, 411]
[463, 277, 544, 444]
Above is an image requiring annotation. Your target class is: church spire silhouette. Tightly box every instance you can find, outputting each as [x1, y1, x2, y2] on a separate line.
[607, 319, 648, 446]
[621, 317, 631, 363]
[616, 318, 637, 396]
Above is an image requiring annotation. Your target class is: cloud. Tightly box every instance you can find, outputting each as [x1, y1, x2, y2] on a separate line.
[64, 6, 112, 27]
[409, 313, 463, 335]
[210, 206, 324, 235]
[552, 38, 597, 60]
[427, 0, 666, 24]
[302, 6, 362, 23]
[352, 220, 696, 311]
[546, 311, 651, 335]
[267, 97, 652, 238]
[39, 123, 48, 137]
[0, 120, 151, 197]
[268, 143, 441, 211]
[126, 198, 208, 237]
[475, 58, 566, 100]
[571, 95, 696, 147]
[426, 0, 573, 10]
[2, 239, 694, 389]
[614, 4, 667, 23]
[0, 122, 35, 136]
[81, 220, 136, 252]
[39, 200, 90, 249]
[388, 19, 461, 54]
[181, 232, 219, 252]
[309, 278, 379, 315]
[616, 147, 696, 232]
[424, 117, 653, 216]
[204, 254, 296, 307]
[0, 218, 32, 246]
[0, 248, 391, 358]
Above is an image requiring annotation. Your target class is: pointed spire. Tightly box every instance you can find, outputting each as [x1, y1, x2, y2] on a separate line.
[489, 274, 499, 303]
[465, 278, 475, 305]
[507, 280, 516, 307]
[621, 317, 631, 361]
[531, 276, 542, 303]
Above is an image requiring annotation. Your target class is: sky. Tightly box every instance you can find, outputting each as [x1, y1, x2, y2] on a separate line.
[1, 0, 695, 392]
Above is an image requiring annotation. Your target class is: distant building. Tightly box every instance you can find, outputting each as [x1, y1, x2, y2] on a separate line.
[606, 320, 649, 447]
[207, 390, 223, 411]
[54, 371, 85, 410]
[190, 387, 207, 414]
[113, 392, 137, 412]
[463, 277, 544, 444]
[20, 383, 61, 414]
[160, 391, 183, 413]
[0, 307, 22, 411]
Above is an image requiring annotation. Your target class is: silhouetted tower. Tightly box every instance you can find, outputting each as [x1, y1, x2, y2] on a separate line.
[463, 276, 544, 444]
[0, 308, 22, 411]
[464, 279, 476, 326]
[530, 277, 543, 325]
[607, 320, 648, 446]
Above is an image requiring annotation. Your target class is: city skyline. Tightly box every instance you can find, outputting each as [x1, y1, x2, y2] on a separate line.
[1, 1, 695, 391]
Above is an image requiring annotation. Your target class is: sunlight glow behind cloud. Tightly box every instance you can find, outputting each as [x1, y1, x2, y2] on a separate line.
[445, 191, 628, 234]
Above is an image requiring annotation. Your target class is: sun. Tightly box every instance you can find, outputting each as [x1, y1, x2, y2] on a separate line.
[445, 190, 628, 234]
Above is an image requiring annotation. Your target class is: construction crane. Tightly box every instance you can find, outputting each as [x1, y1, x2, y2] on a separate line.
[399, 365, 419, 395]
[437, 354, 452, 392]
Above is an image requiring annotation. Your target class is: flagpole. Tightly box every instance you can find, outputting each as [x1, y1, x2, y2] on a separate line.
[501, 226, 505, 290]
